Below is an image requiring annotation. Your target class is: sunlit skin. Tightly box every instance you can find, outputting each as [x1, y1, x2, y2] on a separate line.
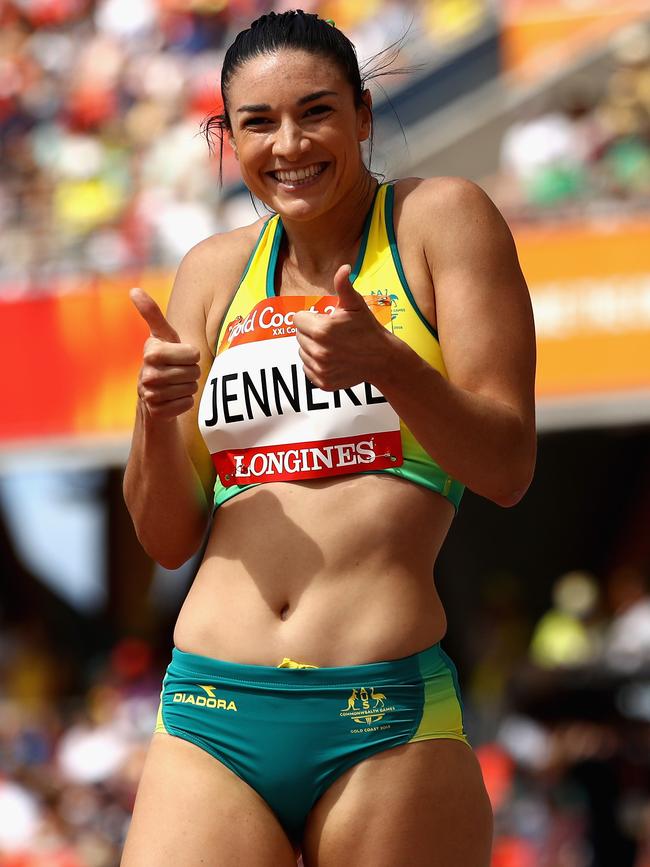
[122, 42, 536, 867]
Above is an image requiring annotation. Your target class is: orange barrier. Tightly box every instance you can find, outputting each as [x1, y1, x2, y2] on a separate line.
[2, 217, 650, 445]
[500, 0, 650, 79]
[520, 218, 650, 398]
[2, 272, 169, 443]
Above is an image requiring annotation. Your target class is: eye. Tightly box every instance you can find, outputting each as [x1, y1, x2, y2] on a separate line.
[242, 116, 271, 128]
[304, 104, 332, 117]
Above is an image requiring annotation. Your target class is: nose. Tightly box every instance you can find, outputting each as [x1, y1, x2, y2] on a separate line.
[272, 116, 310, 160]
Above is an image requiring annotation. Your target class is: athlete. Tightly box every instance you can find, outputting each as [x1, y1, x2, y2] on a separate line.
[121, 11, 536, 867]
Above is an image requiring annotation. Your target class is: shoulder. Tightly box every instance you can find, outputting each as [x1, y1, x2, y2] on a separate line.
[173, 219, 268, 302]
[393, 176, 512, 239]
[392, 177, 518, 278]
[166, 218, 269, 333]
[393, 175, 497, 209]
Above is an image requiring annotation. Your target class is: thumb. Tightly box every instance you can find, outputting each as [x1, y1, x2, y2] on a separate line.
[333, 264, 365, 312]
[130, 288, 180, 343]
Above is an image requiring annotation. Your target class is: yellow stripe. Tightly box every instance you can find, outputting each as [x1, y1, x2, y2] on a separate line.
[409, 668, 468, 744]
[154, 700, 168, 735]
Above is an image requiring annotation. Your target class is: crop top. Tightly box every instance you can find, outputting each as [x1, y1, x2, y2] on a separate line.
[197, 183, 464, 511]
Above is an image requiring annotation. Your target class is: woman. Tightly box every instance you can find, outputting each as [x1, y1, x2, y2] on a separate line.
[122, 11, 536, 867]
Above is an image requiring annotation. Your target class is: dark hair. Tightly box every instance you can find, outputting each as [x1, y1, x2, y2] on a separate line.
[202, 10, 371, 185]
[223, 11, 365, 118]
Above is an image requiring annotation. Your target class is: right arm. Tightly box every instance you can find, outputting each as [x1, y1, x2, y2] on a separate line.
[123, 230, 253, 568]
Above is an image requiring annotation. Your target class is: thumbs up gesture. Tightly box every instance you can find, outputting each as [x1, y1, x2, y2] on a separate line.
[331, 263, 368, 313]
[130, 288, 201, 420]
[293, 264, 389, 391]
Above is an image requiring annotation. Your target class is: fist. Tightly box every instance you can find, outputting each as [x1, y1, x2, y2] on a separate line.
[130, 288, 201, 420]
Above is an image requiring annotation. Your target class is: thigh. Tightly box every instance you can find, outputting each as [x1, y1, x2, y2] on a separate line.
[301, 739, 493, 867]
[121, 733, 297, 867]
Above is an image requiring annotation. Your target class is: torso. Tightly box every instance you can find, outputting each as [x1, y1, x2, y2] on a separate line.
[174, 178, 455, 666]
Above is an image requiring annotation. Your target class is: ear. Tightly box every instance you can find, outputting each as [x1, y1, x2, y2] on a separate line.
[357, 88, 373, 143]
[228, 132, 239, 161]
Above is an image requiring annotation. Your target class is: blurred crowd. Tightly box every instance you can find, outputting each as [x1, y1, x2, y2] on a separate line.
[3, 0, 650, 296]
[467, 566, 650, 867]
[1, 566, 649, 866]
[495, 23, 650, 221]
[0, 0, 489, 296]
[0, 634, 158, 866]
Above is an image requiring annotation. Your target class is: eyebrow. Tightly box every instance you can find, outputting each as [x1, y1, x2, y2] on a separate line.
[236, 90, 338, 113]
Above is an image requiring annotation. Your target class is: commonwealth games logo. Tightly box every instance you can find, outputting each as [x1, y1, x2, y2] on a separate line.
[339, 686, 396, 726]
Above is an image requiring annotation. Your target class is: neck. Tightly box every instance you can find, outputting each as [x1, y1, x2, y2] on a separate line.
[280, 172, 378, 282]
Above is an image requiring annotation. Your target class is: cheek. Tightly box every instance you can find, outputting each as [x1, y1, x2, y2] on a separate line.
[236, 154, 269, 194]
[237, 136, 266, 163]
[232, 142, 264, 180]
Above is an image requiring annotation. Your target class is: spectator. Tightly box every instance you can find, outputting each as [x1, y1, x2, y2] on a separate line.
[0, 0, 476, 296]
[529, 570, 603, 669]
[603, 567, 650, 674]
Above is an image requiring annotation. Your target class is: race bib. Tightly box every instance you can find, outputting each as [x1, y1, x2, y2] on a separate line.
[198, 296, 403, 486]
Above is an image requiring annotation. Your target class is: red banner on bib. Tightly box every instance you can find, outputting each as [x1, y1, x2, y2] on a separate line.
[213, 430, 402, 486]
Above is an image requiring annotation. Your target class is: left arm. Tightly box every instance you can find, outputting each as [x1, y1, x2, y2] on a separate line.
[294, 178, 536, 507]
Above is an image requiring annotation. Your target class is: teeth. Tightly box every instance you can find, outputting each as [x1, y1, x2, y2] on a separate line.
[274, 164, 324, 184]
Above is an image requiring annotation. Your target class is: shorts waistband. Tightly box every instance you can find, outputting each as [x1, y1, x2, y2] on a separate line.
[169, 643, 448, 688]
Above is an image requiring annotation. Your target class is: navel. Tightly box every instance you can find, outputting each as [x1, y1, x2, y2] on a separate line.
[280, 603, 290, 621]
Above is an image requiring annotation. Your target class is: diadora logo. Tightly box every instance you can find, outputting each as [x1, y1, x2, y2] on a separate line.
[339, 686, 397, 731]
[172, 684, 238, 712]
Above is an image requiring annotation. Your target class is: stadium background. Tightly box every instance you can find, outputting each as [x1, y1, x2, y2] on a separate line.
[1, 0, 650, 864]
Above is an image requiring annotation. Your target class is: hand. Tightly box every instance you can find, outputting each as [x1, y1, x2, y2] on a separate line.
[293, 264, 389, 390]
[130, 287, 201, 420]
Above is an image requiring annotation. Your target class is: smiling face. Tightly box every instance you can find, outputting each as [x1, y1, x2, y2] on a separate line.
[225, 49, 372, 222]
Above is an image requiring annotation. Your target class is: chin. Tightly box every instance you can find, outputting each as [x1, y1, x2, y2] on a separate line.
[254, 194, 315, 222]
[278, 200, 325, 221]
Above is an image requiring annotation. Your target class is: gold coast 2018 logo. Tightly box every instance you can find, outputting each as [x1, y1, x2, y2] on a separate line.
[340, 686, 397, 732]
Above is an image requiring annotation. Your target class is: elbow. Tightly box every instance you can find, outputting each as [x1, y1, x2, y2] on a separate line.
[154, 550, 195, 571]
[489, 446, 536, 509]
[472, 476, 531, 508]
[136, 528, 201, 570]
[493, 487, 528, 509]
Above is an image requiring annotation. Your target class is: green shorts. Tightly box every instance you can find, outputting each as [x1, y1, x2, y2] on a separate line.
[155, 643, 468, 842]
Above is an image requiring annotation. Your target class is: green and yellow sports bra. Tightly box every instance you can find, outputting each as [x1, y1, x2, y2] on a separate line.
[197, 184, 464, 511]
